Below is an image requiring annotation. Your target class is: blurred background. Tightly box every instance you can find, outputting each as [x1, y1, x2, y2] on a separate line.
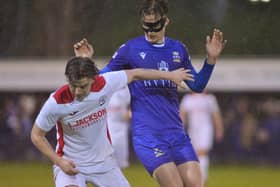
[0, 0, 280, 186]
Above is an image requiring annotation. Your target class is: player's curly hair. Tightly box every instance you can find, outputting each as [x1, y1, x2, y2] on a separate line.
[139, 0, 168, 17]
[65, 57, 99, 83]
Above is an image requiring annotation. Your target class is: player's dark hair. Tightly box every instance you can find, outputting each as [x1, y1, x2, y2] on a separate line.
[139, 0, 168, 17]
[65, 57, 99, 82]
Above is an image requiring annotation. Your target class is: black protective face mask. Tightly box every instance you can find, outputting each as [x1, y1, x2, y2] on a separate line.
[142, 17, 166, 33]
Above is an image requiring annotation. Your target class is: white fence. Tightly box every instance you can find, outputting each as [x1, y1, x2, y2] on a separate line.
[0, 57, 279, 92]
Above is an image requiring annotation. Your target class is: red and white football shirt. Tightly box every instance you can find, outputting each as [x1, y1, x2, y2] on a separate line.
[35, 71, 127, 172]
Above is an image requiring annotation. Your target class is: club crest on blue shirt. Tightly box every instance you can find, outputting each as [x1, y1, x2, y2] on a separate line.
[158, 60, 169, 71]
[172, 51, 181, 63]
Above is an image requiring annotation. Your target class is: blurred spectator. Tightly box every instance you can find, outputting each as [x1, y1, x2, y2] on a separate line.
[1, 94, 40, 160]
[1, 92, 280, 165]
[18, 95, 36, 138]
[239, 113, 258, 157]
[229, 96, 258, 161]
[257, 98, 280, 163]
[107, 86, 131, 169]
[180, 92, 224, 185]
[5, 98, 21, 136]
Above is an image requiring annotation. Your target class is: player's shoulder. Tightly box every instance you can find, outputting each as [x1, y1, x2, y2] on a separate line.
[52, 84, 74, 104]
[166, 37, 190, 56]
[129, 35, 145, 42]
[103, 70, 126, 78]
[101, 71, 127, 86]
[91, 75, 106, 92]
[52, 76, 107, 104]
[113, 36, 145, 54]
[166, 37, 187, 48]
[125, 36, 146, 47]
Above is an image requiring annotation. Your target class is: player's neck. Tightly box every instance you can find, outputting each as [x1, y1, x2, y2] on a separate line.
[144, 35, 165, 47]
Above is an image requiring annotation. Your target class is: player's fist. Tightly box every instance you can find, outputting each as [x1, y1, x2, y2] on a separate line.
[74, 38, 94, 58]
[57, 157, 80, 176]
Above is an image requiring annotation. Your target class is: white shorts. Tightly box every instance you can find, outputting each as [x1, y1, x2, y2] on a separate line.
[53, 156, 130, 187]
[189, 125, 213, 151]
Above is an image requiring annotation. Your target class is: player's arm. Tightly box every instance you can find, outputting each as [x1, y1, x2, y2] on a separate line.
[73, 38, 111, 74]
[73, 39, 124, 74]
[31, 124, 60, 164]
[74, 38, 133, 75]
[183, 29, 226, 92]
[185, 59, 214, 93]
[182, 46, 214, 93]
[124, 68, 194, 87]
[31, 124, 79, 175]
[212, 110, 224, 142]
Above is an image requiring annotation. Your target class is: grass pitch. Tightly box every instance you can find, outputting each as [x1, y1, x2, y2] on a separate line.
[0, 161, 279, 187]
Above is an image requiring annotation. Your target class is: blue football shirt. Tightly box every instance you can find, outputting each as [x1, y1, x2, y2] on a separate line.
[104, 35, 214, 136]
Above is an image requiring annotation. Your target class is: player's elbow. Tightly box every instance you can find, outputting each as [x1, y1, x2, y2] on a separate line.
[30, 128, 38, 145]
[30, 125, 43, 146]
[192, 87, 204, 93]
[185, 80, 205, 93]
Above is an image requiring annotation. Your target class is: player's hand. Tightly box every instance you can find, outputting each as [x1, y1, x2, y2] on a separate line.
[206, 28, 227, 64]
[57, 157, 80, 176]
[74, 38, 94, 58]
[171, 68, 194, 89]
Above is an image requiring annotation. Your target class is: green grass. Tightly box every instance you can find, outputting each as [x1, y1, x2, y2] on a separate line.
[207, 164, 280, 187]
[0, 161, 279, 187]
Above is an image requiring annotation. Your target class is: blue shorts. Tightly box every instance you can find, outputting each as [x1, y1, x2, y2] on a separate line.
[133, 132, 199, 175]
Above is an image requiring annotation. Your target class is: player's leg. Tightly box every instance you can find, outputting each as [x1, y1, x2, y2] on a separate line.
[87, 167, 130, 187]
[178, 161, 203, 187]
[85, 154, 130, 187]
[192, 128, 213, 186]
[133, 134, 183, 187]
[196, 150, 210, 186]
[171, 132, 203, 187]
[54, 166, 86, 187]
[153, 162, 184, 187]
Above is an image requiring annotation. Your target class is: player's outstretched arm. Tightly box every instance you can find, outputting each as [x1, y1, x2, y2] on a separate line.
[73, 38, 94, 58]
[31, 124, 80, 175]
[125, 68, 194, 88]
[206, 28, 227, 65]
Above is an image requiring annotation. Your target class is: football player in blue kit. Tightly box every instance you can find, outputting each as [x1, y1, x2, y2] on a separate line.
[74, 0, 226, 186]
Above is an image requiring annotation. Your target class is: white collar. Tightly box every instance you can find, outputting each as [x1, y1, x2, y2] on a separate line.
[144, 35, 165, 47]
